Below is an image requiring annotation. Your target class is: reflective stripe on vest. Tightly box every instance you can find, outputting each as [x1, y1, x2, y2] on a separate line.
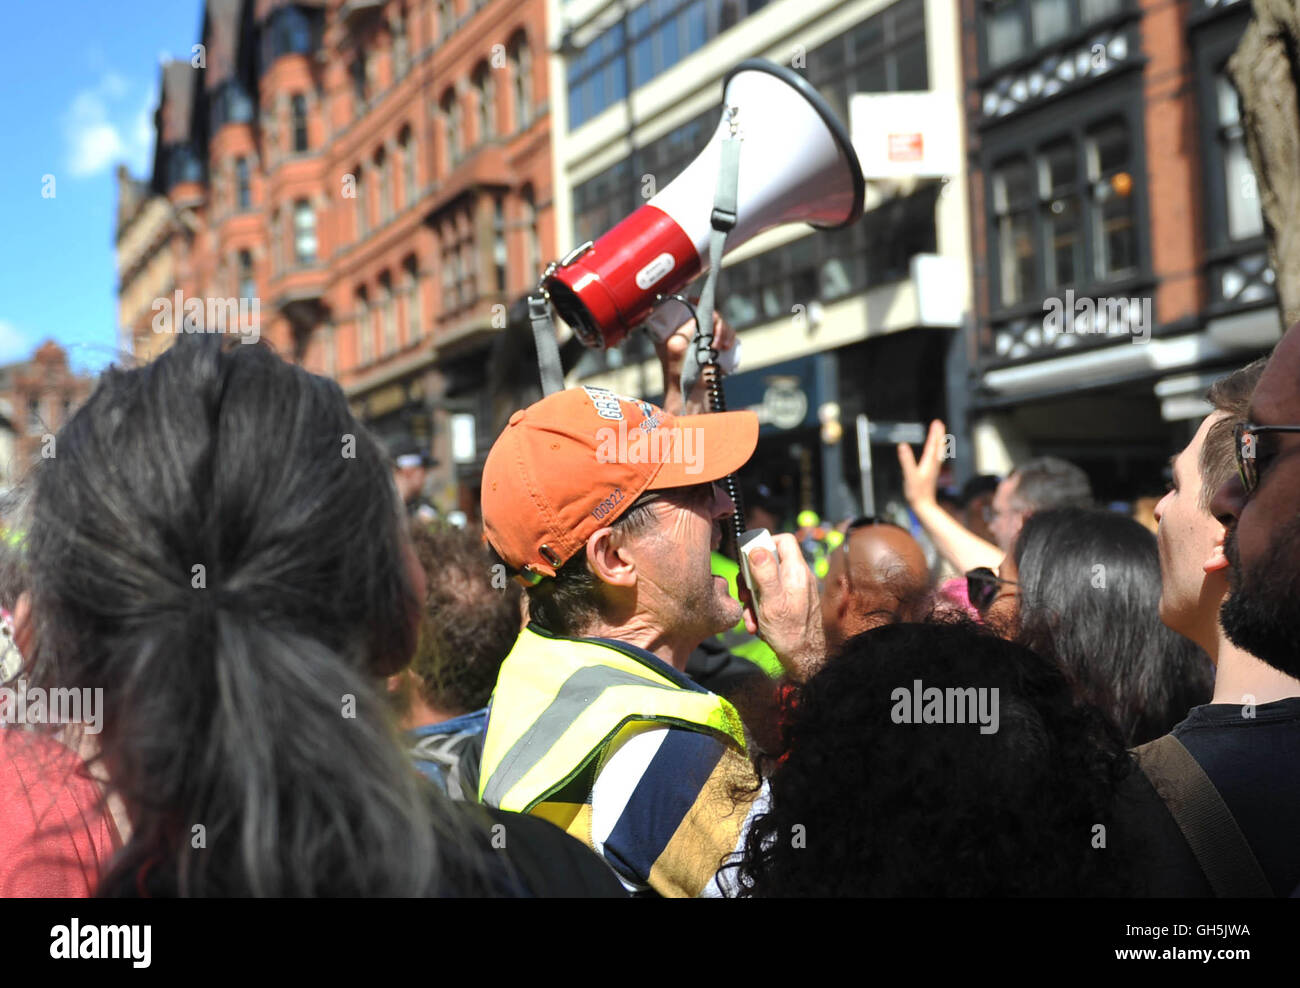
[478, 626, 747, 812]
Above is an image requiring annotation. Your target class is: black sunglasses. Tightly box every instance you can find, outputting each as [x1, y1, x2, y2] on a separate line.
[966, 566, 1017, 613]
[1233, 422, 1300, 497]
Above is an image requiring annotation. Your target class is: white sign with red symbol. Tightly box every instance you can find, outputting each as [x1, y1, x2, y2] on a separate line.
[851, 92, 961, 180]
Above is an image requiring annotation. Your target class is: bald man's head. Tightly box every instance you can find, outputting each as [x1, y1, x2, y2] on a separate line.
[821, 523, 932, 654]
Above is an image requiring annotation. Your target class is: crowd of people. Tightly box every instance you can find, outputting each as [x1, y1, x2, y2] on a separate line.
[0, 315, 1297, 898]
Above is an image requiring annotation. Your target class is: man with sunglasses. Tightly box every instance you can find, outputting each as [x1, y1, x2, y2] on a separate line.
[476, 386, 823, 896]
[1191, 331, 1300, 896]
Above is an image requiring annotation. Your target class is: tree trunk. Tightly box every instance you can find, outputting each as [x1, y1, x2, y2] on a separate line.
[1229, 0, 1300, 330]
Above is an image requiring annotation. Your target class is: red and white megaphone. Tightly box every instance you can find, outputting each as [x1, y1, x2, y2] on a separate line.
[542, 58, 866, 349]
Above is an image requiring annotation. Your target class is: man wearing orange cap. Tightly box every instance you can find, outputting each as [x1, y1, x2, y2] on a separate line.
[477, 385, 823, 896]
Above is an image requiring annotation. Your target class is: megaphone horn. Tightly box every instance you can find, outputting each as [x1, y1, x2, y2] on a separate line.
[544, 58, 865, 350]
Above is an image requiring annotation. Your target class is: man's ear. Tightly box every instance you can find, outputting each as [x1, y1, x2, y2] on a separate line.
[1204, 531, 1230, 574]
[835, 576, 854, 621]
[586, 527, 637, 588]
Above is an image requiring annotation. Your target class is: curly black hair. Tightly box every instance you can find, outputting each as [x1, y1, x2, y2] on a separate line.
[730, 618, 1136, 896]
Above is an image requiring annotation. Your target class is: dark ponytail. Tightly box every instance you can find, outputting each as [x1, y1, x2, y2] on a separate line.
[23, 335, 486, 895]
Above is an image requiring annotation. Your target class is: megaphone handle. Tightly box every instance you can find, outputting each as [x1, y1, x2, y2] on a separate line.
[700, 359, 747, 557]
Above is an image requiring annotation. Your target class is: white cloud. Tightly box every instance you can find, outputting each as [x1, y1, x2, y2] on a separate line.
[0, 321, 31, 364]
[62, 72, 156, 179]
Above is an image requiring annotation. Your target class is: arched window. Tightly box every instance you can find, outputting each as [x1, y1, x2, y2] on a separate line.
[235, 156, 251, 209]
[238, 249, 255, 300]
[356, 288, 372, 365]
[291, 93, 309, 151]
[354, 164, 367, 239]
[375, 146, 391, 223]
[398, 127, 416, 207]
[474, 63, 495, 142]
[493, 196, 507, 292]
[403, 255, 420, 341]
[511, 34, 532, 131]
[379, 273, 396, 355]
[441, 89, 461, 168]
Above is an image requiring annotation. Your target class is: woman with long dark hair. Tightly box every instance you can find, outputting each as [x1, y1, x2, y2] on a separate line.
[977, 507, 1213, 747]
[4, 336, 619, 897]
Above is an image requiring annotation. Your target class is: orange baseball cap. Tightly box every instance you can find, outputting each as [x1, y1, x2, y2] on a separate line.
[481, 386, 759, 581]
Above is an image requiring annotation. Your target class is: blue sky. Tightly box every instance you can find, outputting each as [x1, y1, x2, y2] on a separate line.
[0, 1, 203, 374]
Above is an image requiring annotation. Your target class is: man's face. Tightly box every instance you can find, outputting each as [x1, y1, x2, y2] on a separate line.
[1152, 412, 1230, 650]
[1212, 325, 1300, 676]
[988, 476, 1026, 553]
[394, 465, 427, 503]
[631, 483, 742, 644]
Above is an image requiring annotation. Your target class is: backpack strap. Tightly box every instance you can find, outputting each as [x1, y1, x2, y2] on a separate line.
[1133, 733, 1272, 897]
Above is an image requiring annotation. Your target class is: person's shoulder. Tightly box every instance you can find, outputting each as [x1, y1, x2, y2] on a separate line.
[476, 804, 627, 898]
[0, 729, 117, 897]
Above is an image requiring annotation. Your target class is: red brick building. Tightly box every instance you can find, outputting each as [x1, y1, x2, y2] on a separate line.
[132, 0, 555, 514]
[0, 343, 95, 487]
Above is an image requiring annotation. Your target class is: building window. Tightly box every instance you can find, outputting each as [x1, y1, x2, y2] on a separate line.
[572, 158, 635, 247]
[376, 146, 392, 223]
[235, 156, 251, 209]
[493, 197, 507, 292]
[293, 200, 317, 264]
[352, 52, 368, 109]
[393, 7, 410, 78]
[238, 249, 255, 300]
[567, 0, 772, 128]
[399, 127, 416, 207]
[261, 5, 316, 68]
[1215, 74, 1263, 241]
[357, 290, 372, 365]
[291, 93, 309, 152]
[1039, 140, 1081, 290]
[807, 0, 928, 124]
[988, 116, 1138, 309]
[1086, 119, 1136, 281]
[404, 256, 421, 341]
[354, 165, 367, 239]
[984, 0, 1129, 69]
[270, 209, 282, 275]
[440, 215, 476, 313]
[437, 0, 454, 41]
[992, 158, 1036, 306]
[474, 63, 495, 142]
[511, 35, 532, 130]
[380, 274, 397, 355]
[442, 89, 461, 167]
[522, 185, 540, 281]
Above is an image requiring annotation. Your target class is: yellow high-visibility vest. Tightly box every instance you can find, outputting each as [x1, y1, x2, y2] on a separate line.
[477, 625, 747, 837]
